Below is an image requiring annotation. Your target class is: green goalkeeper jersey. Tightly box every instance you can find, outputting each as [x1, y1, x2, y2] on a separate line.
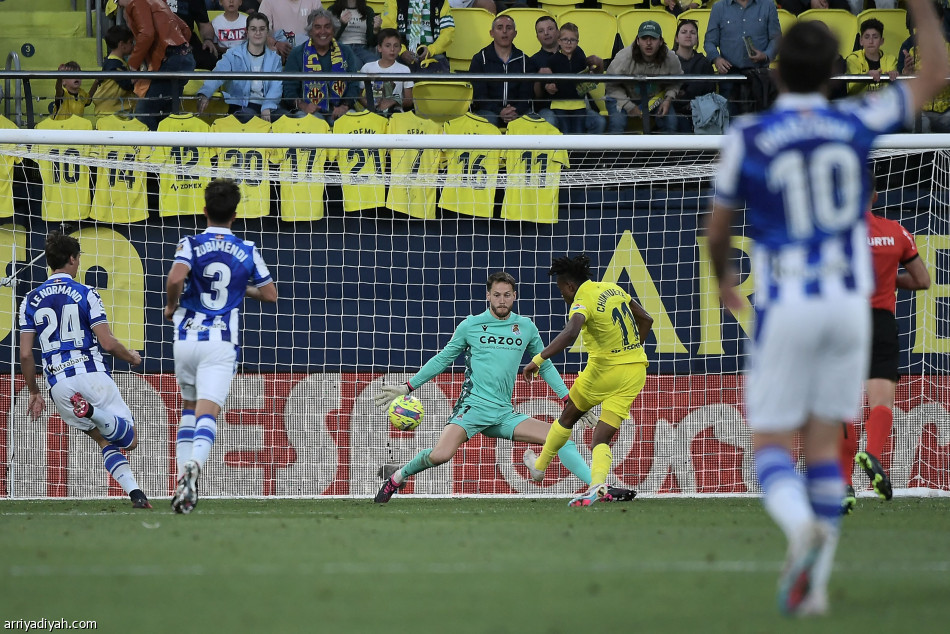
[409, 310, 569, 409]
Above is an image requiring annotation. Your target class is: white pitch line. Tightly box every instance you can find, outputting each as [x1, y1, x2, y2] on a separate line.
[6, 561, 949, 578]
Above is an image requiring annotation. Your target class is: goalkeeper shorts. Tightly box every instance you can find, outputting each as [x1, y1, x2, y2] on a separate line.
[448, 398, 530, 440]
[569, 361, 647, 428]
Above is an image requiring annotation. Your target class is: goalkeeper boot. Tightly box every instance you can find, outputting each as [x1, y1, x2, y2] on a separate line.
[374, 475, 406, 504]
[568, 483, 611, 507]
[130, 489, 152, 509]
[855, 451, 893, 501]
[377, 463, 400, 481]
[777, 521, 827, 617]
[522, 449, 545, 483]
[606, 486, 637, 502]
[841, 485, 856, 515]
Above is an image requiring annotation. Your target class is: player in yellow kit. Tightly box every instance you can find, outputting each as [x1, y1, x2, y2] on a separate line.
[522, 254, 653, 506]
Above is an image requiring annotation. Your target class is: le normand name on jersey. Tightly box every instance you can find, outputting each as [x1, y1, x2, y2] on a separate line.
[29, 283, 84, 307]
[194, 239, 249, 262]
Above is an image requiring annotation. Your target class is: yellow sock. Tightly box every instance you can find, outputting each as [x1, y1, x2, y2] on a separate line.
[535, 419, 572, 472]
[590, 443, 613, 487]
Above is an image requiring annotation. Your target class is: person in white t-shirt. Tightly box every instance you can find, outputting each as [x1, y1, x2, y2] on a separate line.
[359, 28, 413, 114]
[329, 0, 382, 67]
[213, 0, 249, 50]
[261, 0, 324, 61]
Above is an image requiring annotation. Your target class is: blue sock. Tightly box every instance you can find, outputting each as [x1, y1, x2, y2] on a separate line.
[101, 445, 140, 494]
[101, 416, 135, 448]
[191, 414, 217, 470]
[755, 446, 813, 540]
[398, 448, 434, 482]
[806, 461, 845, 526]
[557, 439, 592, 485]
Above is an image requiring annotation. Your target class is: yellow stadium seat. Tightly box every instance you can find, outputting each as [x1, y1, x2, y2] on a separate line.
[539, 0, 579, 18]
[7, 11, 88, 39]
[798, 9, 858, 58]
[857, 9, 909, 61]
[412, 81, 473, 124]
[617, 9, 677, 48]
[678, 9, 711, 48]
[556, 10, 618, 60]
[499, 8, 556, 57]
[367, 0, 387, 15]
[446, 8, 494, 72]
[777, 8, 797, 36]
[598, 0, 641, 18]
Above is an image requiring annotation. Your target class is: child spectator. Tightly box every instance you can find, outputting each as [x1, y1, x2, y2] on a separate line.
[88, 26, 136, 119]
[212, 0, 249, 51]
[330, 0, 382, 67]
[846, 18, 899, 95]
[51, 62, 92, 120]
[671, 19, 715, 132]
[359, 28, 413, 114]
[542, 23, 606, 134]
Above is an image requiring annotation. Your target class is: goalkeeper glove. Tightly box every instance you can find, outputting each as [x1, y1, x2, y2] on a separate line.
[578, 406, 601, 430]
[374, 383, 411, 408]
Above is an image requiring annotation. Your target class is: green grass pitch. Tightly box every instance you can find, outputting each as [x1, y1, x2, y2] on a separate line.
[1, 497, 948, 633]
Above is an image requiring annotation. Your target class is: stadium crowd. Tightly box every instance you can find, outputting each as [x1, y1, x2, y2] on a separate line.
[18, 0, 949, 134]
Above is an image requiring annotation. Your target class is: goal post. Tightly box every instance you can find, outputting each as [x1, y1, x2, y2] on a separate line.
[0, 126, 947, 499]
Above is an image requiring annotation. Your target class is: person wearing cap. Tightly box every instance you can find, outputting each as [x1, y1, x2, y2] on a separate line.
[605, 20, 683, 133]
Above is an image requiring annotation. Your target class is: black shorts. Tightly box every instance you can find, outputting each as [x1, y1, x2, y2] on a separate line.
[869, 308, 900, 382]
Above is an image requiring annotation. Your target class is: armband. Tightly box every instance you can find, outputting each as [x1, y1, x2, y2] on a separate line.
[531, 353, 545, 367]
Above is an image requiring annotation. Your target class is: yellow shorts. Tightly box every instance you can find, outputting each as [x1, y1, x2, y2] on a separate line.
[569, 361, 647, 428]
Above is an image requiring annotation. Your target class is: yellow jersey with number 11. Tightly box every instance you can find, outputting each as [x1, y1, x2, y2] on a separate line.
[569, 280, 648, 366]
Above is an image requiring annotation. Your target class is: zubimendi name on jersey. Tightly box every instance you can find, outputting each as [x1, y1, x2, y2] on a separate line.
[194, 239, 250, 262]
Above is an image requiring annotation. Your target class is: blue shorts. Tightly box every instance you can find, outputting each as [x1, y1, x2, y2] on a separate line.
[448, 398, 530, 440]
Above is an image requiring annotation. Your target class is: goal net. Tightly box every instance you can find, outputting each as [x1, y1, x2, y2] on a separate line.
[0, 120, 947, 500]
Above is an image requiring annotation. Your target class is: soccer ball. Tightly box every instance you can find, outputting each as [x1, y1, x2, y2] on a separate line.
[387, 395, 425, 431]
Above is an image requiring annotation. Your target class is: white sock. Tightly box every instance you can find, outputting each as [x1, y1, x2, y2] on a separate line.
[392, 468, 405, 485]
[756, 447, 814, 541]
[809, 519, 839, 602]
[176, 409, 196, 478]
[191, 414, 217, 470]
[101, 445, 140, 495]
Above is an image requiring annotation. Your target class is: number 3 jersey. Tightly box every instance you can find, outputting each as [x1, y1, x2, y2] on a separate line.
[570, 280, 648, 367]
[173, 228, 273, 346]
[18, 273, 111, 386]
[714, 84, 913, 307]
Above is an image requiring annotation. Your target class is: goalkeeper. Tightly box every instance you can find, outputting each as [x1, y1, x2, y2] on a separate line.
[373, 271, 636, 503]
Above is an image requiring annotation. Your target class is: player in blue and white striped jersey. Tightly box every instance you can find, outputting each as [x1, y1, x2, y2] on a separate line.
[164, 179, 277, 514]
[19, 232, 151, 509]
[706, 0, 948, 617]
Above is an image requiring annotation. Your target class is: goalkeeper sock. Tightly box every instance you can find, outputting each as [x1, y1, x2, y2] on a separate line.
[839, 422, 858, 487]
[557, 440, 591, 485]
[755, 446, 813, 541]
[534, 419, 572, 472]
[400, 449, 434, 480]
[865, 406, 893, 460]
[176, 409, 196, 478]
[191, 415, 217, 470]
[590, 443, 613, 487]
[101, 445, 140, 494]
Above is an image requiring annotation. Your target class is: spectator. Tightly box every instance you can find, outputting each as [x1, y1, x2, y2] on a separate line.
[531, 15, 560, 126]
[900, 2, 950, 132]
[469, 14, 536, 127]
[282, 8, 361, 122]
[846, 18, 898, 95]
[671, 18, 716, 132]
[542, 23, 606, 134]
[448, 0, 495, 13]
[605, 20, 683, 133]
[651, 0, 701, 18]
[167, 0, 222, 70]
[359, 28, 414, 114]
[88, 26, 136, 119]
[780, 0, 853, 16]
[118, 0, 196, 131]
[51, 62, 92, 120]
[382, 0, 455, 68]
[704, 0, 780, 110]
[261, 0, 325, 61]
[198, 13, 285, 122]
[212, 0, 249, 50]
[329, 0, 382, 67]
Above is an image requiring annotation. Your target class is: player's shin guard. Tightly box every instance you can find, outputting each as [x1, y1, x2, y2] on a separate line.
[755, 446, 814, 540]
[101, 416, 135, 449]
[865, 406, 893, 461]
[102, 445, 141, 494]
[839, 423, 858, 487]
[176, 409, 196, 478]
[590, 443, 613, 487]
[400, 449, 434, 480]
[806, 461, 844, 600]
[557, 440, 592, 485]
[191, 415, 217, 470]
[534, 419, 572, 472]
